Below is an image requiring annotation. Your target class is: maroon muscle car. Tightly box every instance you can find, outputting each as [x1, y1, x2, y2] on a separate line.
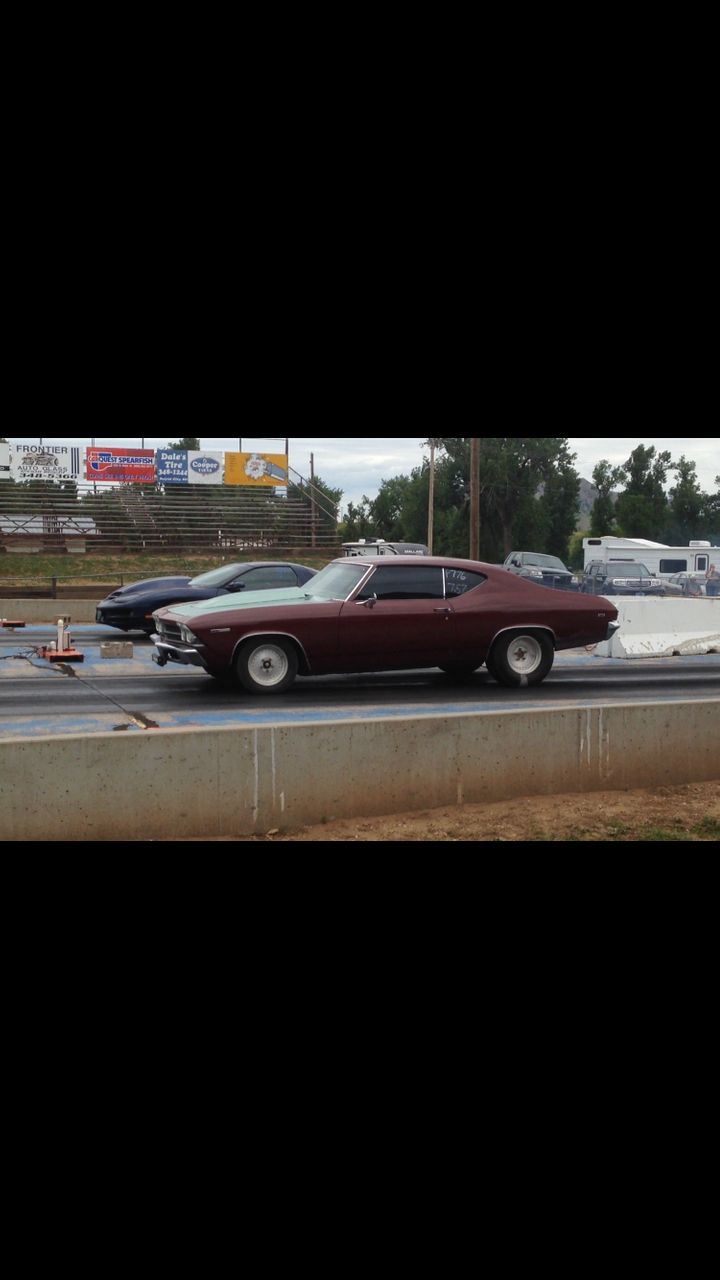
[152, 557, 620, 692]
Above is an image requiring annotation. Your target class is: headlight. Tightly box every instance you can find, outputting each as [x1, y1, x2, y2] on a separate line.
[180, 625, 200, 644]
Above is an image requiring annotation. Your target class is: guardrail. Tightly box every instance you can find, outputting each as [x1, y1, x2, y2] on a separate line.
[596, 598, 720, 658]
[2, 700, 718, 840]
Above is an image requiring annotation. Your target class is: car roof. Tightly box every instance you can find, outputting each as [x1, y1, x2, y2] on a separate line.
[209, 561, 312, 573]
[332, 556, 496, 571]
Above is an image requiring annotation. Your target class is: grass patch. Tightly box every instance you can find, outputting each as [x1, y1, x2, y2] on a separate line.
[692, 817, 720, 839]
[0, 550, 334, 588]
[641, 828, 690, 842]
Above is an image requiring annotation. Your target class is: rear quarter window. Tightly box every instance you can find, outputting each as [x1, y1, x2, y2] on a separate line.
[444, 569, 487, 597]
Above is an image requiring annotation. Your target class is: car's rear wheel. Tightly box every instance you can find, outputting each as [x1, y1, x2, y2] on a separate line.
[487, 631, 554, 688]
[236, 638, 299, 695]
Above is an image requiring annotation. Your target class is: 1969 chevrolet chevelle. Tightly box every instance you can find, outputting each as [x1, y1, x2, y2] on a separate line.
[152, 557, 620, 692]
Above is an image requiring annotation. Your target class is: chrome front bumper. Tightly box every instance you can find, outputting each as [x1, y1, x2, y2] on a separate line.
[151, 635, 207, 669]
[606, 621, 621, 641]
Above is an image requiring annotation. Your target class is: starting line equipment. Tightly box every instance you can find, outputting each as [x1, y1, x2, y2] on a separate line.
[38, 618, 85, 664]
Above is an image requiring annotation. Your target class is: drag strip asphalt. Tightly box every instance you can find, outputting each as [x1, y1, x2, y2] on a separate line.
[0, 625, 718, 737]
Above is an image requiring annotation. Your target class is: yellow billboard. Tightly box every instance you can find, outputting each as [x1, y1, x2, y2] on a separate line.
[225, 453, 289, 487]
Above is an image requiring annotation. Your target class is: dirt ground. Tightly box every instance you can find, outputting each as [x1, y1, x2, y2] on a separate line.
[175, 781, 720, 842]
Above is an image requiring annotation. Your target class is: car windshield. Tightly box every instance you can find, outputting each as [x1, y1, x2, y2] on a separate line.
[613, 564, 651, 577]
[306, 563, 369, 601]
[189, 566, 241, 588]
[523, 555, 568, 570]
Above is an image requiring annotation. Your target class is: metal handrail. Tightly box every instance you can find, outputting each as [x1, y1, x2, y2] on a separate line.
[287, 466, 339, 522]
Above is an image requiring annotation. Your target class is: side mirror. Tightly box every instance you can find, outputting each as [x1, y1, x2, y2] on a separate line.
[360, 594, 378, 609]
[227, 583, 247, 593]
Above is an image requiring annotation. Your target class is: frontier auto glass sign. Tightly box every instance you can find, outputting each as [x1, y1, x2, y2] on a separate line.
[7, 443, 82, 481]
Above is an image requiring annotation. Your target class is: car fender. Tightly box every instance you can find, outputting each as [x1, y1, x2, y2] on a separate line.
[231, 631, 312, 675]
[488, 623, 558, 654]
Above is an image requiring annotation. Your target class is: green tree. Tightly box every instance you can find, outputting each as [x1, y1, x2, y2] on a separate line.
[614, 445, 672, 539]
[340, 500, 375, 542]
[168, 437, 201, 451]
[369, 438, 580, 562]
[475, 438, 578, 560]
[701, 475, 720, 537]
[539, 454, 581, 561]
[666, 456, 704, 543]
[589, 460, 622, 537]
[290, 474, 342, 532]
[371, 475, 418, 540]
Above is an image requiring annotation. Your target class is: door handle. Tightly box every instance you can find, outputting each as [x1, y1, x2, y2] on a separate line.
[434, 607, 454, 615]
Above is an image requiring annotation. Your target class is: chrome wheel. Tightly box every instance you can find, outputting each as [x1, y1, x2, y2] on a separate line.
[246, 644, 290, 688]
[506, 635, 543, 678]
[488, 630, 554, 689]
[236, 638, 299, 695]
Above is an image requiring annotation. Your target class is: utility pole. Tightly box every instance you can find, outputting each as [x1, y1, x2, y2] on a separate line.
[470, 437, 480, 561]
[428, 440, 436, 554]
[310, 452, 317, 548]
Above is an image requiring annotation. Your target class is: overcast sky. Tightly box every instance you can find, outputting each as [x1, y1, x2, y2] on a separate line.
[9, 436, 718, 511]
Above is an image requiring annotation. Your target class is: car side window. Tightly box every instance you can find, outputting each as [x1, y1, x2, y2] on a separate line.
[235, 567, 298, 590]
[445, 569, 488, 597]
[356, 567, 445, 601]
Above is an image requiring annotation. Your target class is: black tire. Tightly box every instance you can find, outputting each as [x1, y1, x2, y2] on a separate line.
[205, 667, 237, 685]
[488, 631, 554, 689]
[484, 650, 501, 682]
[236, 637, 299, 695]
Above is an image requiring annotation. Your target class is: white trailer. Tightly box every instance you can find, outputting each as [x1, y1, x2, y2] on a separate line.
[583, 537, 716, 579]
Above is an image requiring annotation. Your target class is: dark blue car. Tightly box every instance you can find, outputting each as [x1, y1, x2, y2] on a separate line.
[96, 562, 317, 634]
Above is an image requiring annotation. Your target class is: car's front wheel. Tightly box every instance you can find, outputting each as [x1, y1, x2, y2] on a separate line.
[487, 631, 554, 688]
[236, 638, 299, 695]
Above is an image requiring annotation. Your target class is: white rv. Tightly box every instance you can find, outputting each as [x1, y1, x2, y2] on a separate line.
[583, 537, 715, 579]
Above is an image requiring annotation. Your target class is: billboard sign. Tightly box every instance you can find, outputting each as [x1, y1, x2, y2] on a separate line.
[86, 447, 156, 483]
[225, 452, 288, 487]
[8, 443, 82, 482]
[156, 450, 225, 485]
[0, 441, 9, 479]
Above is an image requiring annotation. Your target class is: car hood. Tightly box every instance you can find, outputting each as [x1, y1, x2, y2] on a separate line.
[157, 586, 314, 621]
[105, 576, 192, 600]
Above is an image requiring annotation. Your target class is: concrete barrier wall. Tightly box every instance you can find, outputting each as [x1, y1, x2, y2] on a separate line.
[0, 600, 100, 623]
[596, 598, 720, 658]
[1, 700, 718, 841]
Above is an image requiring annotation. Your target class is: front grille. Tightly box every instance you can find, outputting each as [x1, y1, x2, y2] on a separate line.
[157, 621, 184, 643]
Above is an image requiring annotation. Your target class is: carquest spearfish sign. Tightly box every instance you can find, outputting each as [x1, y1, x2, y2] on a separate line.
[86, 447, 156, 483]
